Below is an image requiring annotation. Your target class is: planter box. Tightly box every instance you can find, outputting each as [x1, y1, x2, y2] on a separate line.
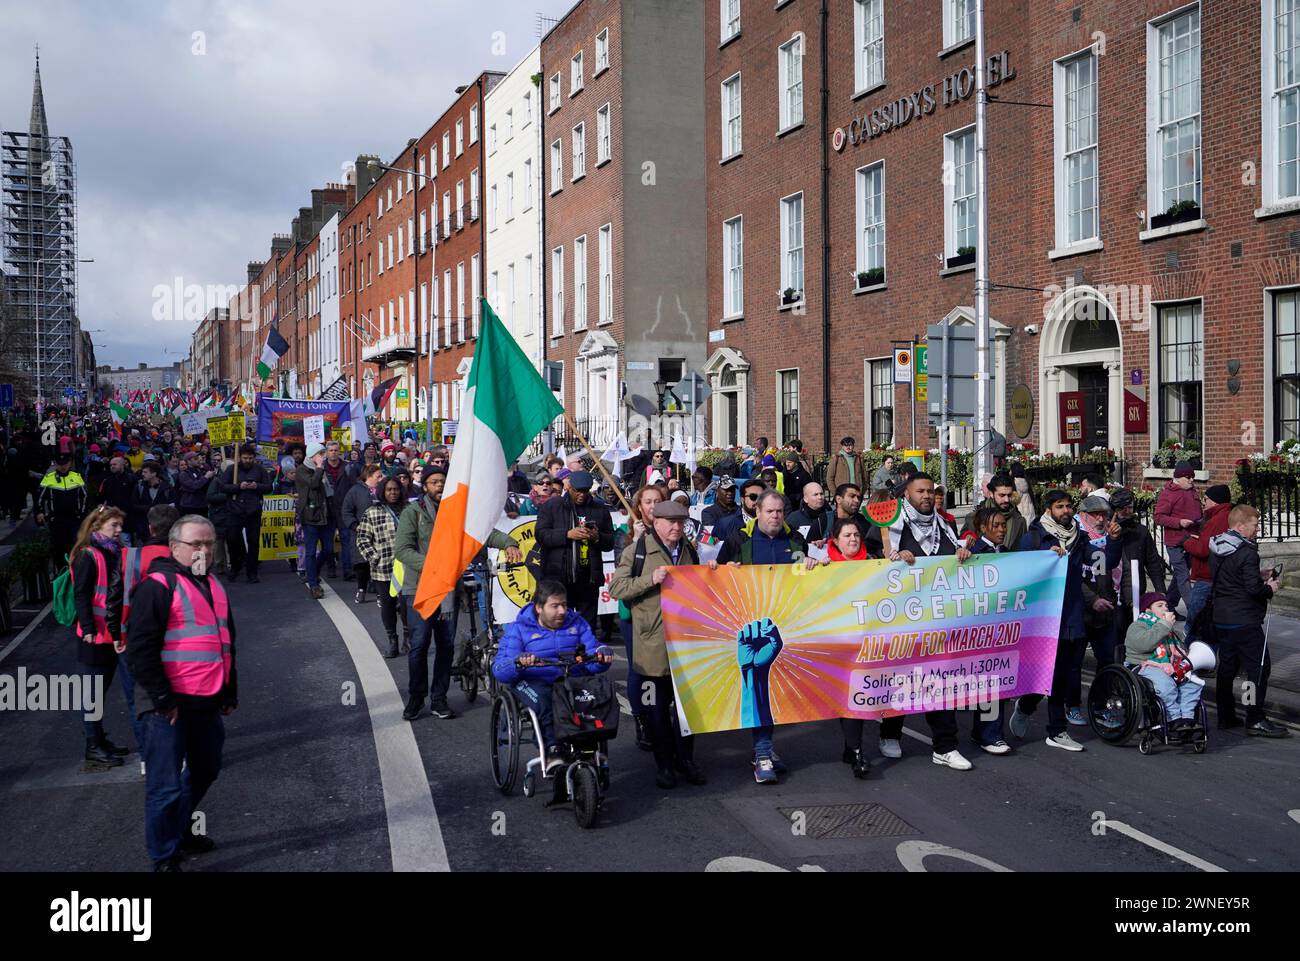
[945, 251, 975, 269]
[1143, 467, 1210, 482]
[1148, 205, 1201, 231]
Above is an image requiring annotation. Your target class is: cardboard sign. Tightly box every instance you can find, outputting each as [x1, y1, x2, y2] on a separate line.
[303, 415, 326, 446]
[330, 426, 353, 448]
[207, 412, 246, 447]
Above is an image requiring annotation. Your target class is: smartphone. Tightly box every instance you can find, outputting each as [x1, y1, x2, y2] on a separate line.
[1271, 562, 1284, 580]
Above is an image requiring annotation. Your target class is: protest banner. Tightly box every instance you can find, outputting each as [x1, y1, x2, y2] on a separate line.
[258, 494, 299, 561]
[207, 412, 246, 447]
[257, 442, 280, 464]
[303, 415, 326, 446]
[330, 426, 353, 447]
[661, 552, 1066, 735]
[486, 513, 622, 623]
[180, 411, 207, 437]
[256, 395, 351, 443]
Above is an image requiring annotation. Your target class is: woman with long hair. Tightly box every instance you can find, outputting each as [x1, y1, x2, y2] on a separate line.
[826, 517, 874, 779]
[355, 476, 410, 658]
[70, 505, 131, 768]
[618, 483, 665, 752]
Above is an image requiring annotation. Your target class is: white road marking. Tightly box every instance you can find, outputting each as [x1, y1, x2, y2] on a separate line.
[705, 856, 825, 872]
[0, 603, 53, 667]
[896, 840, 1013, 872]
[318, 584, 449, 873]
[615, 693, 632, 717]
[1100, 819, 1226, 872]
[1288, 809, 1300, 826]
[900, 725, 932, 746]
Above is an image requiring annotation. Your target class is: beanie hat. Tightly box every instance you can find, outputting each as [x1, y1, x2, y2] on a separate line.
[1173, 462, 1195, 479]
[305, 442, 325, 460]
[1205, 484, 1231, 504]
[1140, 591, 1168, 612]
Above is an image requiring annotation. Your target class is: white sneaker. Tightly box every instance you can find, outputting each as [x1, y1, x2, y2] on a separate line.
[979, 740, 1011, 755]
[1045, 732, 1085, 752]
[140, 761, 146, 776]
[931, 749, 973, 771]
[878, 737, 903, 759]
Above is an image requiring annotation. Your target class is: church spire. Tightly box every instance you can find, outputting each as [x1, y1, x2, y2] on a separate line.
[30, 46, 49, 139]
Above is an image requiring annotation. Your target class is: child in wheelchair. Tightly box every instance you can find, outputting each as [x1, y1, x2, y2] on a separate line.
[492, 579, 612, 770]
[1123, 592, 1204, 740]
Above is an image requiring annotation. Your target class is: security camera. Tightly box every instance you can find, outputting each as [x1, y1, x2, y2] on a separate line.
[1023, 324, 1040, 335]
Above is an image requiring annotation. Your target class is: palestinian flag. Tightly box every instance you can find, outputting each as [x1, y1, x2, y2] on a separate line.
[256, 326, 289, 381]
[362, 376, 401, 418]
[414, 300, 562, 617]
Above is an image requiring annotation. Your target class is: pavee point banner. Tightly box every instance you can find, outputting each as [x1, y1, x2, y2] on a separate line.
[661, 552, 1066, 735]
[256, 395, 351, 443]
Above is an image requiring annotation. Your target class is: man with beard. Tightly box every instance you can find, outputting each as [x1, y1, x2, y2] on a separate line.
[713, 477, 763, 543]
[962, 473, 1027, 549]
[701, 476, 739, 531]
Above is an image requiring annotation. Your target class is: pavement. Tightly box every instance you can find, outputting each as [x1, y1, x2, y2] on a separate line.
[1, 562, 1299, 873]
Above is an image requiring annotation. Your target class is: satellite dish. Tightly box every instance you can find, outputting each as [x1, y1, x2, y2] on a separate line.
[627, 392, 656, 417]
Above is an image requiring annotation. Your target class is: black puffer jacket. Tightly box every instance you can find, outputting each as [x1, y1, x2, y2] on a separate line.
[1209, 531, 1273, 628]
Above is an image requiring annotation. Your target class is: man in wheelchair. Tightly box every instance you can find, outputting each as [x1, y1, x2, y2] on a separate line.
[1123, 592, 1203, 738]
[493, 580, 612, 770]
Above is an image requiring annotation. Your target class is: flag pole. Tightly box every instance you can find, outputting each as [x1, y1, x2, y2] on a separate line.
[561, 410, 634, 516]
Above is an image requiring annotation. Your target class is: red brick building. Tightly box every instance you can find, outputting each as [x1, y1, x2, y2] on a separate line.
[706, 0, 1300, 481]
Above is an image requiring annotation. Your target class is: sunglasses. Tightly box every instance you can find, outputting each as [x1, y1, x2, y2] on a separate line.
[743, 493, 760, 501]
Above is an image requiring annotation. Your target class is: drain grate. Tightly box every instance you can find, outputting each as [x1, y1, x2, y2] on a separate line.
[777, 803, 918, 840]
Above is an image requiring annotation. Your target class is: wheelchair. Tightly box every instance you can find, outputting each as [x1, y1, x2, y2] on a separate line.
[1086, 662, 1209, 755]
[489, 653, 616, 829]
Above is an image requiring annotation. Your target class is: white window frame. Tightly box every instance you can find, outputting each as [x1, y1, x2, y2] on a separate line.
[506, 172, 514, 221]
[507, 262, 516, 331]
[455, 118, 465, 157]
[573, 234, 588, 331]
[597, 103, 611, 165]
[778, 35, 804, 131]
[865, 357, 895, 448]
[551, 247, 565, 336]
[525, 253, 535, 333]
[856, 161, 885, 283]
[721, 0, 740, 44]
[523, 90, 533, 127]
[1146, 4, 1202, 220]
[549, 73, 561, 113]
[723, 215, 744, 319]
[456, 261, 466, 341]
[777, 368, 800, 445]
[596, 28, 610, 73]
[1053, 48, 1101, 251]
[854, 0, 885, 94]
[455, 180, 465, 230]
[551, 139, 564, 193]
[489, 123, 497, 154]
[721, 72, 742, 160]
[471, 253, 481, 336]
[469, 103, 479, 144]
[598, 223, 612, 325]
[470, 168, 480, 220]
[524, 158, 534, 210]
[1263, 0, 1300, 208]
[944, 125, 977, 259]
[442, 191, 451, 238]
[572, 122, 586, 180]
[442, 269, 452, 344]
[441, 132, 450, 168]
[943, 0, 976, 50]
[489, 184, 498, 231]
[779, 192, 805, 301]
[571, 51, 584, 95]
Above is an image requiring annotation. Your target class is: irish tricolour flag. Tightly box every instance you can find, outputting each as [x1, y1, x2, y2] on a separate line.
[256, 326, 289, 382]
[414, 300, 562, 617]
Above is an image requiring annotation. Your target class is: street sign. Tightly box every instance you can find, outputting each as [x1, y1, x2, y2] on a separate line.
[1010, 384, 1034, 438]
[1124, 386, 1148, 433]
[0, 384, 12, 409]
[394, 388, 410, 415]
[915, 345, 928, 403]
[673, 372, 711, 407]
[893, 347, 913, 384]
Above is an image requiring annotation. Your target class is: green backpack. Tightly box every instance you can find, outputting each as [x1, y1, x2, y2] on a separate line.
[52, 554, 77, 627]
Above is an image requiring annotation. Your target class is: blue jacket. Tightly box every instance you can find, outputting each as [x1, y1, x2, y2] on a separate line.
[493, 604, 608, 685]
[1017, 518, 1088, 638]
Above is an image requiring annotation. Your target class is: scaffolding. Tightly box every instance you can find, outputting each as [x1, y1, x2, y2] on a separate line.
[1, 54, 80, 403]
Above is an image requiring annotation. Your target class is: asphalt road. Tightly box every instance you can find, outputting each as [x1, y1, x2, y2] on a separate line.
[2, 562, 1298, 873]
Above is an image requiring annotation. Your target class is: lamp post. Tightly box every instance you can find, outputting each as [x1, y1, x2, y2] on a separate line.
[33, 256, 93, 414]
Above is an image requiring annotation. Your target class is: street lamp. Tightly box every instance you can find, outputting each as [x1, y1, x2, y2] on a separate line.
[33, 256, 93, 414]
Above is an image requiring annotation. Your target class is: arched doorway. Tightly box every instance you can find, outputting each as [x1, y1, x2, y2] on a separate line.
[705, 347, 750, 448]
[1040, 286, 1124, 454]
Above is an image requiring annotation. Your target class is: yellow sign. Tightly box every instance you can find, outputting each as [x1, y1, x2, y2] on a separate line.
[1010, 384, 1034, 439]
[904, 448, 926, 472]
[258, 494, 298, 561]
[394, 388, 410, 415]
[330, 426, 353, 448]
[257, 442, 280, 464]
[429, 420, 443, 446]
[915, 345, 929, 403]
[208, 412, 246, 447]
[494, 519, 538, 608]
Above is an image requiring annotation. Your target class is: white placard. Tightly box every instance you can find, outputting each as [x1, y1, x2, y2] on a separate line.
[303, 415, 326, 445]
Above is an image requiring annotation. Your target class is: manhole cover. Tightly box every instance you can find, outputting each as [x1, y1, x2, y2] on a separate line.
[777, 803, 917, 840]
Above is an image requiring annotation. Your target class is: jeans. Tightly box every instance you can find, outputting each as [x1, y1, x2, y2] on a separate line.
[353, 561, 371, 593]
[567, 578, 600, 635]
[405, 595, 453, 704]
[620, 617, 646, 717]
[377, 583, 405, 639]
[1017, 633, 1085, 737]
[1139, 665, 1202, 721]
[142, 707, 224, 867]
[646, 674, 693, 768]
[971, 700, 1009, 745]
[81, 659, 117, 740]
[1183, 580, 1212, 645]
[1167, 545, 1191, 610]
[302, 522, 336, 589]
[751, 725, 774, 758]
[1215, 624, 1271, 725]
[513, 679, 555, 749]
[880, 709, 960, 754]
[338, 525, 353, 573]
[115, 654, 147, 751]
[225, 512, 262, 576]
[1069, 620, 1118, 709]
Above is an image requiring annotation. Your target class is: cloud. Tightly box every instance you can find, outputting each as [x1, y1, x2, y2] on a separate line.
[1, 0, 569, 367]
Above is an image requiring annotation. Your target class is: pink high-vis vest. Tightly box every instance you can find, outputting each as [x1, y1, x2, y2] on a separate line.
[150, 571, 232, 697]
[71, 547, 114, 645]
[121, 545, 170, 627]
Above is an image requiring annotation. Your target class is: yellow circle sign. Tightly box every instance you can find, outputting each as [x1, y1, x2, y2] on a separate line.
[1010, 384, 1034, 439]
[495, 520, 540, 608]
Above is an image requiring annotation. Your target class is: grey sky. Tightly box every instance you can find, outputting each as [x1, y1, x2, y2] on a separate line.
[0, 0, 572, 369]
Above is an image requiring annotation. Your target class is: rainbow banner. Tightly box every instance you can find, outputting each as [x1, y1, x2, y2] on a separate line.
[661, 553, 1067, 735]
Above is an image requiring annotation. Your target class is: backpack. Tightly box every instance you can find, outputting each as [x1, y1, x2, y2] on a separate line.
[52, 554, 76, 627]
[552, 672, 620, 742]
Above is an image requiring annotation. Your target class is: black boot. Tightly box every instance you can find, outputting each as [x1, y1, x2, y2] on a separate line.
[634, 714, 653, 752]
[399, 636, 410, 655]
[402, 698, 423, 721]
[98, 734, 130, 757]
[851, 749, 870, 779]
[384, 635, 399, 659]
[85, 738, 124, 767]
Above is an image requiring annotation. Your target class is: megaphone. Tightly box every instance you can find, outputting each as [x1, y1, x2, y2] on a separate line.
[1182, 640, 1217, 687]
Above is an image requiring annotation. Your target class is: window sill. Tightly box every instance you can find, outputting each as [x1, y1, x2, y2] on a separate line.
[853, 81, 886, 102]
[719, 151, 743, 166]
[775, 0, 795, 8]
[574, 326, 588, 334]
[940, 263, 975, 277]
[778, 300, 806, 313]
[595, 157, 611, 169]
[550, 187, 562, 197]
[1138, 218, 1206, 242]
[593, 65, 609, 79]
[1048, 238, 1104, 260]
[598, 318, 613, 326]
[571, 173, 586, 184]
[548, 106, 560, 117]
[939, 37, 975, 59]
[776, 120, 805, 139]
[721, 313, 744, 324]
[854, 283, 887, 295]
[1255, 198, 1300, 220]
[570, 87, 583, 99]
[719, 31, 742, 51]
